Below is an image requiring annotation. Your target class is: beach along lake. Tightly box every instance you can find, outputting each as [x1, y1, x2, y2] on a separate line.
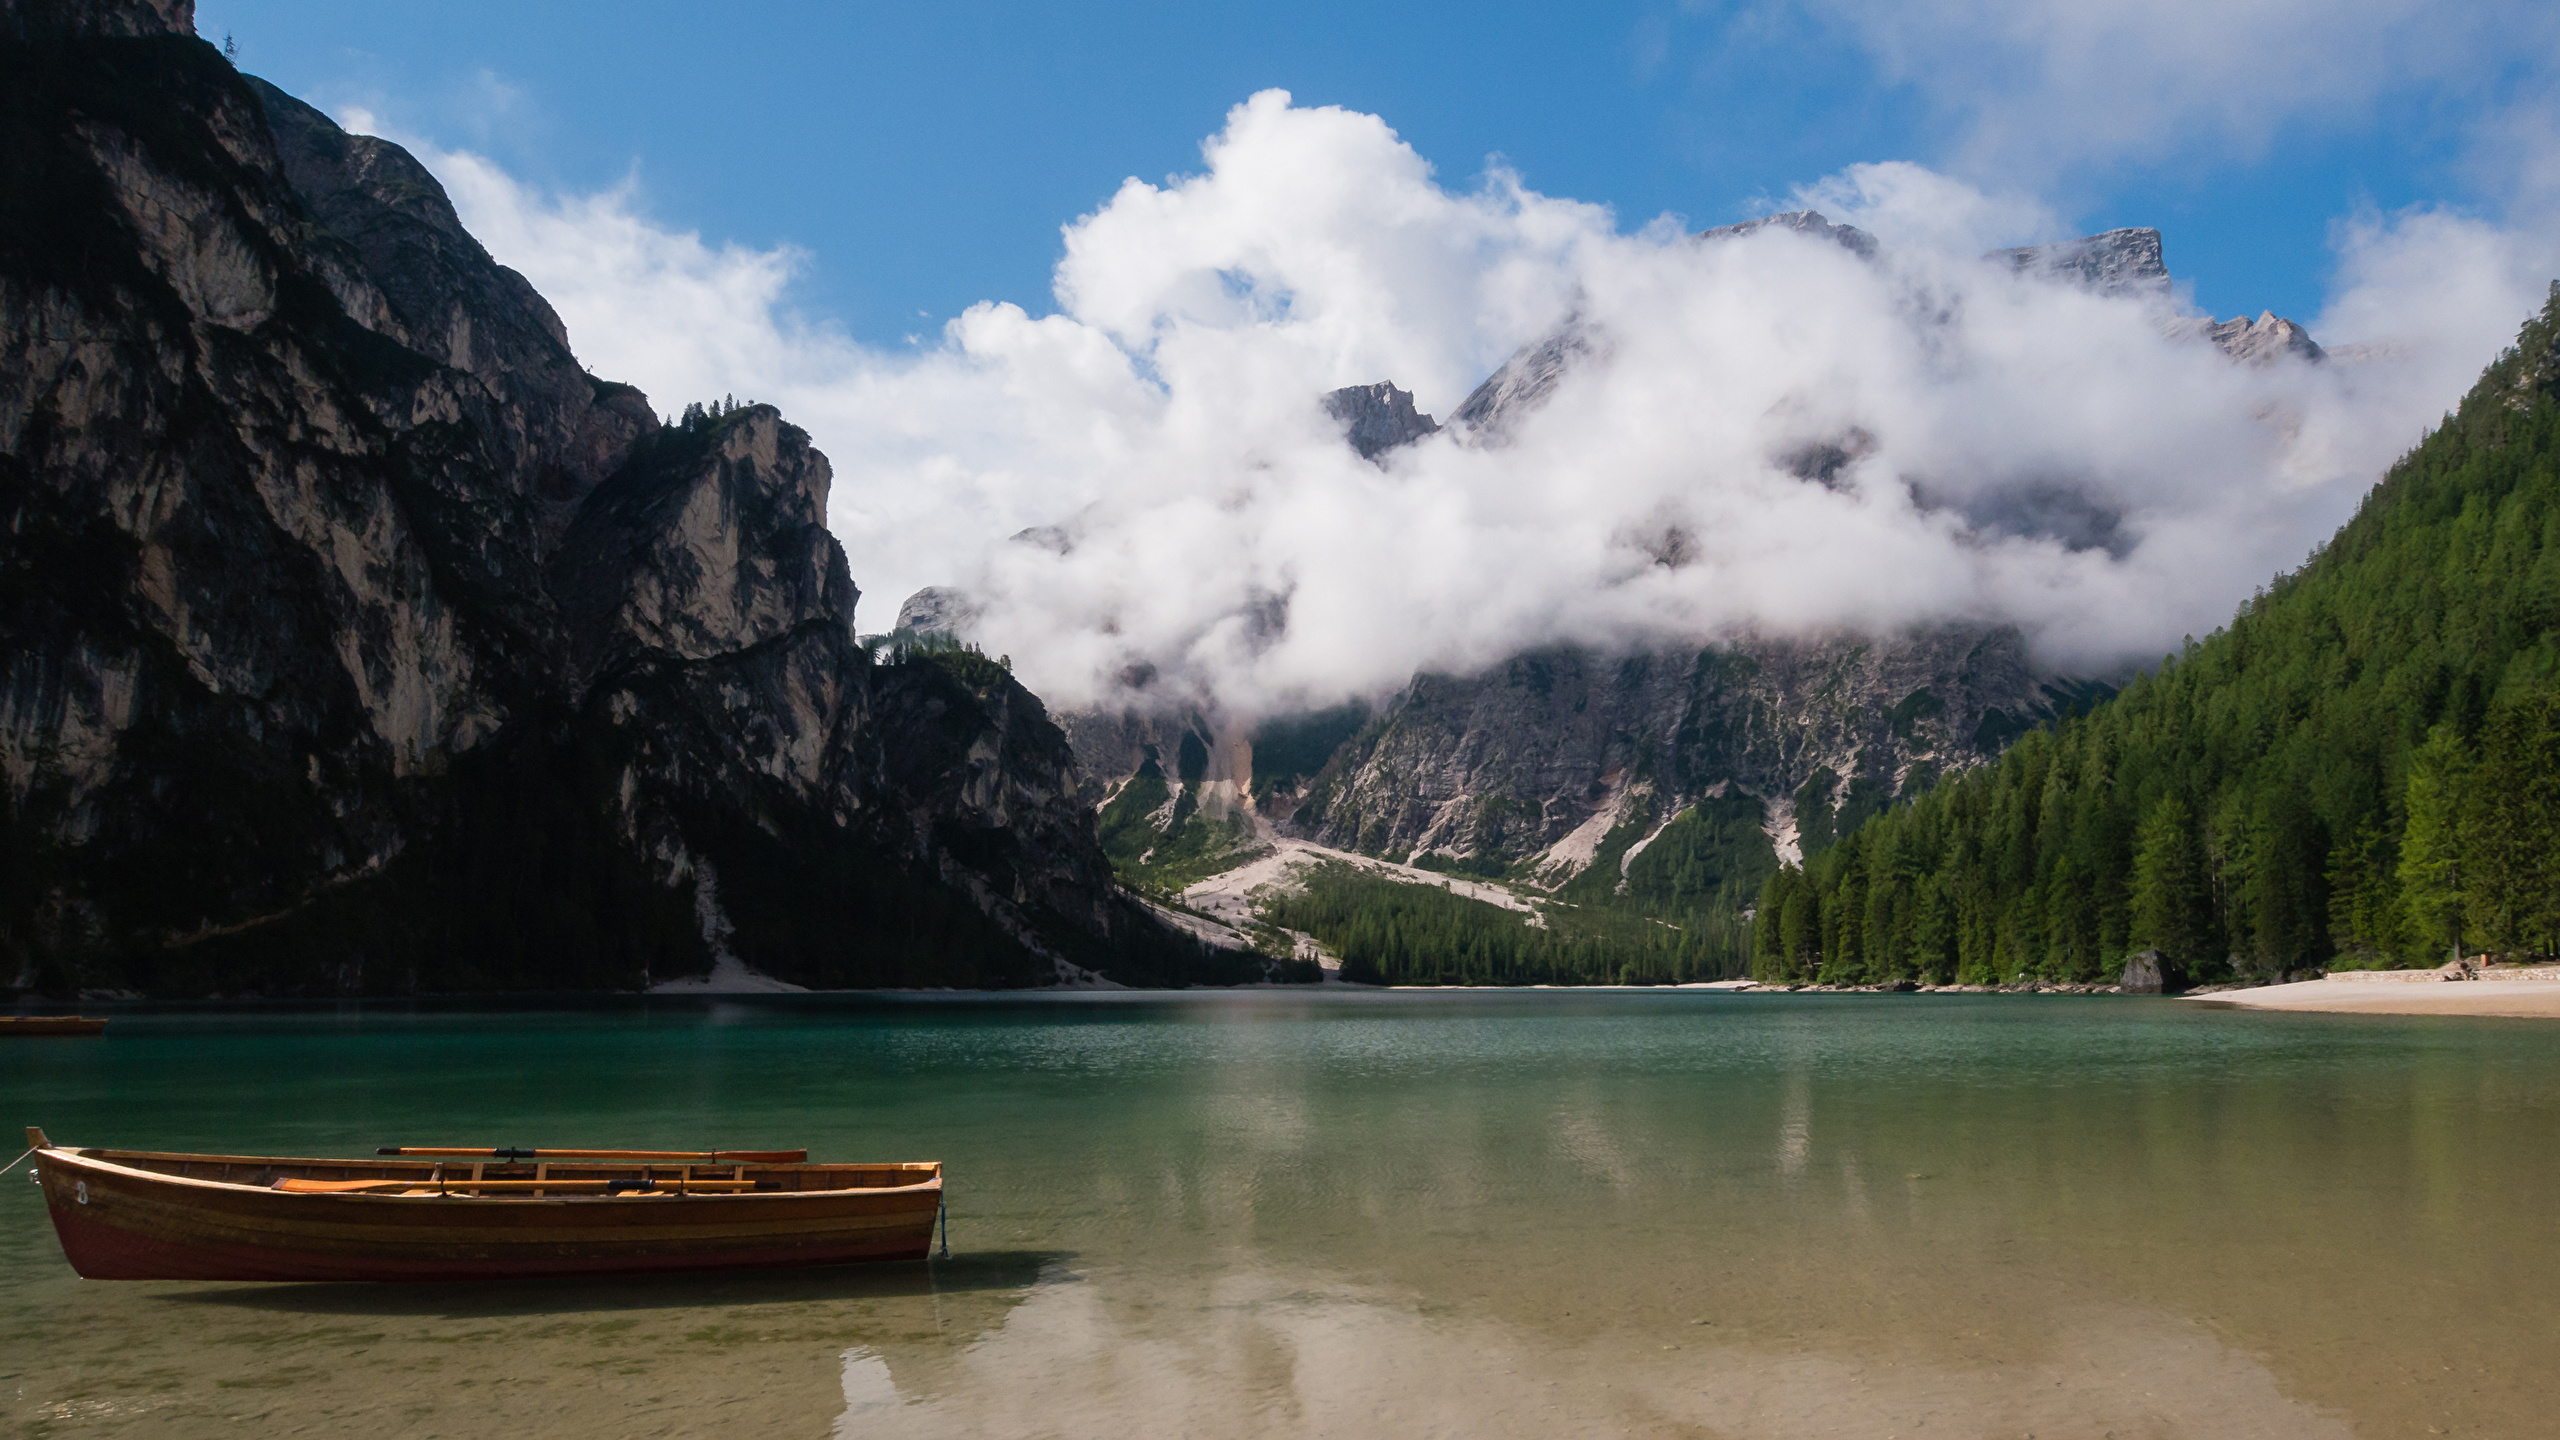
[2, 991, 2552, 1437]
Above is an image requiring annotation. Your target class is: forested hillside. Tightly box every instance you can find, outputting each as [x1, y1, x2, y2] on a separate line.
[1263, 862, 1751, 986]
[1755, 287, 2560, 986]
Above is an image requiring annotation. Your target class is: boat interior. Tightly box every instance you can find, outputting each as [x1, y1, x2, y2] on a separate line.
[62, 1148, 942, 1199]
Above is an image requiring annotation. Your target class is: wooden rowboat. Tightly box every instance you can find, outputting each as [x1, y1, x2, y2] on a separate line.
[22, 1128, 943, 1281]
[1, 1016, 107, 1036]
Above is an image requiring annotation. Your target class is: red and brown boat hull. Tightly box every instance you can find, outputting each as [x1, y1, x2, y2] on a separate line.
[32, 1148, 941, 1282]
[1, 1016, 107, 1036]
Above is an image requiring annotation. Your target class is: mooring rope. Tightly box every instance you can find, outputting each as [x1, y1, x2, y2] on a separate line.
[938, 1199, 949, 1260]
[7, 1143, 40, 1180]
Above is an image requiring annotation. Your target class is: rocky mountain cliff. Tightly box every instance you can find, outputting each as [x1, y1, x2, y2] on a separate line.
[1284, 628, 2106, 885]
[1322, 382, 1440, 460]
[0, 1, 1228, 995]
[1991, 226, 2171, 298]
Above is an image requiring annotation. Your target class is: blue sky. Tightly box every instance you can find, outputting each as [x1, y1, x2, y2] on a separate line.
[195, 0, 2557, 346]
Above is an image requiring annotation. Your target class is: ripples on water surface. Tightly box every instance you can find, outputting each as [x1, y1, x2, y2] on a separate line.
[3, 991, 2554, 1437]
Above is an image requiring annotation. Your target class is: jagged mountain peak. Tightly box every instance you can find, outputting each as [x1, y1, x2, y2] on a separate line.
[2199, 310, 2326, 366]
[1989, 227, 2170, 299]
[1992, 227, 2328, 362]
[1322, 381, 1439, 460]
[1444, 321, 1603, 443]
[1446, 222, 2318, 447]
[1697, 209, 1880, 261]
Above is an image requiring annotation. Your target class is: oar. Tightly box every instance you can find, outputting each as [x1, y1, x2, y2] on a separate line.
[375, 1146, 806, 1163]
[280, 1177, 757, 1194]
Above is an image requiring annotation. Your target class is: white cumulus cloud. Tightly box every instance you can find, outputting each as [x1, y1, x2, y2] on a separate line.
[371, 91, 2555, 721]
[1795, 0, 2560, 182]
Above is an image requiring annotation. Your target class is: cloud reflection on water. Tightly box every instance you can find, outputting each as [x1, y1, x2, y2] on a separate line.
[834, 1269, 2352, 1439]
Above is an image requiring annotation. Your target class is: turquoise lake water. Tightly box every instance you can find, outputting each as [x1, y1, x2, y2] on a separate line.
[2, 991, 2554, 1438]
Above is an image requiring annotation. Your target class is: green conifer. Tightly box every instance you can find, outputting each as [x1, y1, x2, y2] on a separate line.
[2463, 690, 2560, 957]
[2128, 794, 2211, 966]
[2397, 725, 2473, 963]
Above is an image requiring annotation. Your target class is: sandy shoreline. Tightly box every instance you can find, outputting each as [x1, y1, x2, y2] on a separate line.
[2185, 977, 2560, 1018]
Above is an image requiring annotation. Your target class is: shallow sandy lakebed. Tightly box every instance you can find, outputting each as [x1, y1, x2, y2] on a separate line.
[2188, 975, 2560, 1017]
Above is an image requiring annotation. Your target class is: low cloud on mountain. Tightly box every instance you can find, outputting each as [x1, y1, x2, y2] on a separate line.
[379, 90, 2558, 719]
[1793, 0, 2560, 183]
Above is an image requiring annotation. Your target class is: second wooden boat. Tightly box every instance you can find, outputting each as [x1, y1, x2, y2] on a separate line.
[23, 1129, 943, 1281]
[1, 1017, 107, 1036]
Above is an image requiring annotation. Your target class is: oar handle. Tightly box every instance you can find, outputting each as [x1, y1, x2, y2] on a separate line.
[375, 1146, 808, 1163]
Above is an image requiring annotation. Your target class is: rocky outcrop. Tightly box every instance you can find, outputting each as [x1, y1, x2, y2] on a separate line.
[0, 9, 1220, 994]
[1322, 381, 1438, 460]
[253, 79, 633, 549]
[2199, 311, 2325, 366]
[1992, 227, 2171, 299]
[553, 413, 856, 678]
[892, 585, 983, 638]
[1286, 627, 2106, 879]
[1998, 228, 2326, 365]
[1698, 209, 1878, 260]
[1057, 710, 1203, 802]
[2120, 950, 2177, 993]
[1445, 324, 1603, 442]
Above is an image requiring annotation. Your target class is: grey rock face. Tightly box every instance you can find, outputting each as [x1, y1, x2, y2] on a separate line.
[1446, 323, 1602, 441]
[1322, 381, 1439, 460]
[893, 585, 984, 639]
[1991, 228, 2171, 299]
[1057, 710, 1191, 803]
[1918, 480, 2131, 558]
[1997, 228, 2326, 364]
[554, 409, 856, 678]
[1288, 627, 2105, 873]
[0, 25, 1206, 993]
[1697, 209, 1879, 261]
[2120, 949, 2173, 993]
[253, 80, 632, 549]
[2200, 311, 2326, 365]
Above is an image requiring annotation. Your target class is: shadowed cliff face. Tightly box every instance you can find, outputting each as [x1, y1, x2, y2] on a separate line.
[0, 5, 1220, 994]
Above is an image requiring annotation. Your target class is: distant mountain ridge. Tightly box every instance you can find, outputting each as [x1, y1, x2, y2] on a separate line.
[911, 215, 2317, 956]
